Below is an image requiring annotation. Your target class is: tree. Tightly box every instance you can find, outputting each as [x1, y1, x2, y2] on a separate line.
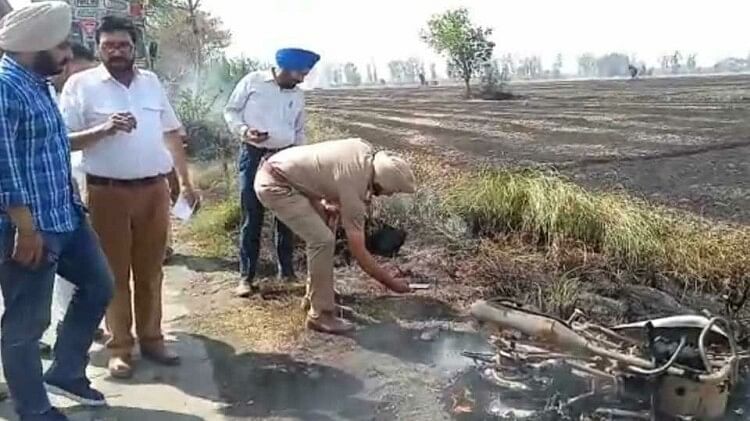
[344, 63, 362, 86]
[661, 55, 672, 71]
[671, 51, 682, 74]
[421, 8, 495, 96]
[430, 63, 438, 81]
[149, 0, 231, 85]
[518, 56, 543, 79]
[596, 53, 630, 77]
[500, 54, 515, 79]
[577, 54, 597, 77]
[366, 64, 375, 84]
[388, 60, 405, 83]
[332, 66, 344, 86]
[553, 54, 563, 78]
[212, 56, 269, 92]
[686, 53, 697, 72]
[404, 57, 424, 83]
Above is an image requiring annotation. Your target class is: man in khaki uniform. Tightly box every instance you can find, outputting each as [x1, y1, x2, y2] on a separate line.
[255, 138, 415, 334]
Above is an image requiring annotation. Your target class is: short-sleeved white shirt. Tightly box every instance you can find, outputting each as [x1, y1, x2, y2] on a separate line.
[59, 65, 182, 180]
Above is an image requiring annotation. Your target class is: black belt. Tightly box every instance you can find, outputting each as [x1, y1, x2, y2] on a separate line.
[86, 174, 167, 187]
[246, 143, 291, 156]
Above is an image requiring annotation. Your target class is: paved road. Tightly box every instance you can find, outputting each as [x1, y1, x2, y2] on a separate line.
[0, 266, 227, 421]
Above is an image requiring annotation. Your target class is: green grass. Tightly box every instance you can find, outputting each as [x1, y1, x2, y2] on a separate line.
[444, 168, 667, 266]
[184, 115, 750, 291]
[188, 197, 241, 257]
[442, 167, 750, 288]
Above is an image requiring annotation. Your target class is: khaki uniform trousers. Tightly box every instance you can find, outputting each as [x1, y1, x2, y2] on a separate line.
[254, 167, 336, 317]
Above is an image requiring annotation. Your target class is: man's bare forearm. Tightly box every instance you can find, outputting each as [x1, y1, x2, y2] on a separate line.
[6, 206, 35, 233]
[69, 124, 108, 151]
[346, 229, 392, 285]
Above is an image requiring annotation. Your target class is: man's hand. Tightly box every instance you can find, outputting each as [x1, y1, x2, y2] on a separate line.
[382, 274, 412, 293]
[100, 112, 137, 136]
[12, 229, 44, 268]
[182, 185, 201, 211]
[322, 201, 340, 230]
[346, 227, 412, 294]
[166, 169, 180, 204]
[242, 127, 269, 144]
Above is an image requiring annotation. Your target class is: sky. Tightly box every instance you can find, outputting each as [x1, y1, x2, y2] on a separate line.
[200, 0, 749, 73]
[10, 0, 750, 74]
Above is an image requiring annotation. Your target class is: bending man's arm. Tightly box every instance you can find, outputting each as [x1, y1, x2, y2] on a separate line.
[346, 227, 392, 283]
[338, 191, 410, 293]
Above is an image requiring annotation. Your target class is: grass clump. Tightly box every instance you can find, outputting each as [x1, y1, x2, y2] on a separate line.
[441, 166, 750, 288]
[444, 168, 666, 266]
[188, 197, 241, 257]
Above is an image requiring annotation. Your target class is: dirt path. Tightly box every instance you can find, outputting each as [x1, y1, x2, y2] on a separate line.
[0, 265, 227, 421]
[0, 245, 492, 421]
[308, 75, 750, 223]
[171, 242, 493, 421]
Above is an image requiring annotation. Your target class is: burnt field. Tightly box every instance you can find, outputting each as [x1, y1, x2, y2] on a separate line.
[308, 75, 750, 223]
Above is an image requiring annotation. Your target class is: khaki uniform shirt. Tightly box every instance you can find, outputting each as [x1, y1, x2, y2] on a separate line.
[266, 138, 374, 231]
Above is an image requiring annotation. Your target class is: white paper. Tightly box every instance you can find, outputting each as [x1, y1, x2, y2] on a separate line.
[171, 196, 195, 221]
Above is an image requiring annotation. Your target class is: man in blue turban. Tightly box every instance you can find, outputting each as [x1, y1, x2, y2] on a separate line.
[223, 47, 321, 297]
[274, 47, 320, 88]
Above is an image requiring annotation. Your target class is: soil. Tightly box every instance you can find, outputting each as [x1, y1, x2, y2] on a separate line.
[174, 76, 750, 420]
[308, 75, 750, 223]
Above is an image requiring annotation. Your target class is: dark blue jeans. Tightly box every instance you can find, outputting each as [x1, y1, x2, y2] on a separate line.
[239, 145, 295, 279]
[0, 218, 114, 418]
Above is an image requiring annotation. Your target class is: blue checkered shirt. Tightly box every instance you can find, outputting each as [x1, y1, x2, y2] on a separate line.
[0, 55, 80, 233]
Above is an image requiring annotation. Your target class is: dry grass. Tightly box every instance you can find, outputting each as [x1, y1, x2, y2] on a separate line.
[189, 297, 306, 353]
[187, 115, 750, 295]
[188, 197, 241, 257]
[441, 167, 750, 289]
[306, 112, 351, 143]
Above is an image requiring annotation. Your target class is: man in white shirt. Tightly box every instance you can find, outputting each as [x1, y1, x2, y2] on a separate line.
[48, 42, 105, 345]
[59, 16, 196, 379]
[224, 47, 320, 297]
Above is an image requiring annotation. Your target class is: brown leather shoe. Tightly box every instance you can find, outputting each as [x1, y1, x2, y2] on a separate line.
[108, 356, 134, 379]
[141, 345, 181, 366]
[305, 313, 355, 335]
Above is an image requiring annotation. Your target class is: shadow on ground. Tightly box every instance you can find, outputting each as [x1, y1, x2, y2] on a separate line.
[166, 253, 238, 273]
[0, 405, 206, 421]
[194, 335, 389, 420]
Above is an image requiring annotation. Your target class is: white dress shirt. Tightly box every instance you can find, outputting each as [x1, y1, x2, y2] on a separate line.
[223, 70, 306, 149]
[49, 83, 86, 198]
[59, 65, 182, 180]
